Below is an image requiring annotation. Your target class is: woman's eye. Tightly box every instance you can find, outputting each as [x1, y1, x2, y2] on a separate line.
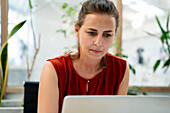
[88, 32, 96, 36]
[103, 34, 111, 37]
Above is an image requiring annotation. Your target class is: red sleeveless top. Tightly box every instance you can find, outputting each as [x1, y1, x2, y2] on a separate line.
[47, 53, 126, 113]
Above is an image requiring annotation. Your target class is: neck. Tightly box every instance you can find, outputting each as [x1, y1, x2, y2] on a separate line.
[74, 54, 101, 74]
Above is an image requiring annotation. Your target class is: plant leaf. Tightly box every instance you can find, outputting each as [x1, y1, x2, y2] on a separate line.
[0, 42, 8, 106]
[135, 86, 141, 91]
[8, 20, 26, 39]
[0, 20, 26, 106]
[155, 16, 166, 35]
[73, 10, 77, 16]
[163, 58, 170, 68]
[115, 53, 121, 57]
[115, 42, 120, 47]
[67, 7, 73, 15]
[127, 88, 137, 95]
[64, 51, 68, 54]
[167, 31, 170, 39]
[164, 64, 169, 73]
[64, 46, 69, 49]
[56, 29, 66, 38]
[142, 91, 147, 95]
[62, 3, 68, 9]
[153, 59, 161, 72]
[160, 35, 165, 43]
[129, 64, 136, 75]
[28, 0, 33, 9]
[122, 54, 128, 58]
[0, 43, 8, 81]
[166, 13, 170, 31]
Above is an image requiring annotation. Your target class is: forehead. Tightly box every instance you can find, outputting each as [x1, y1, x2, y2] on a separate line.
[82, 13, 116, 31]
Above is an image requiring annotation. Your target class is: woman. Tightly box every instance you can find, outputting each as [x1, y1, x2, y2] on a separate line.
[38, 0, 129, 113]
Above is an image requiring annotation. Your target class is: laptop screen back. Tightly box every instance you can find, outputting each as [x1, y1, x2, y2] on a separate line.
[61, 95, 170, 113]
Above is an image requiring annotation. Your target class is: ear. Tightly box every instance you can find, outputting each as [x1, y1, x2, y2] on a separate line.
[74, 23, 80, 38]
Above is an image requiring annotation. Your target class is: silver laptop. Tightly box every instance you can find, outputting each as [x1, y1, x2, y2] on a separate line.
[61, 95, 170, 113]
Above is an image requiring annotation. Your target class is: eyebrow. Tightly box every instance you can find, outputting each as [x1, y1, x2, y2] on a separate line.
[87, 28, 113, 32]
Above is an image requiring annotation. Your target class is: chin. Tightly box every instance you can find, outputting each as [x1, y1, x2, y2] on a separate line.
[89, 51, 105, 60]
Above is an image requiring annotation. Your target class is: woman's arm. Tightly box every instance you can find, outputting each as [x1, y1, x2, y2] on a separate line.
[117, 63, 129, 95]
[38, 61, 59, 113]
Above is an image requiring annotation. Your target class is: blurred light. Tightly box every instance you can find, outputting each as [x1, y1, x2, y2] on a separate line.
[122, 0, 164, 18]
[131, 13, 145, 29]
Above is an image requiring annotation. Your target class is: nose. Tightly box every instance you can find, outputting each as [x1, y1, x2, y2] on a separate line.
[94, 35, 102, 47]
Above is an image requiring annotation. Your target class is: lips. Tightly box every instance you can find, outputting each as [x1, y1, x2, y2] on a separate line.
[90, 49, 102, 54]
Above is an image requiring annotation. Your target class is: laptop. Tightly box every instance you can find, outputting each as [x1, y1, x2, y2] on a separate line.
[61, 95, 170, 113]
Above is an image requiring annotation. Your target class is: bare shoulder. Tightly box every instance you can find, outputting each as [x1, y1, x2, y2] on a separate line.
[117, 62, 129, 95]
[38, 61, 59, 113]
[40, 61, 58, 84]
[40, 61, 58, 85]
[125, 62, 129, 73]
[122, 62, 129, 85]
[42, 61, 55, 73]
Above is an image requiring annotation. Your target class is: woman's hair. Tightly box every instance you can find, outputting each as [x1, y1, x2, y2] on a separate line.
[77, 0, 119, 31]
[70, 0, 119, 70]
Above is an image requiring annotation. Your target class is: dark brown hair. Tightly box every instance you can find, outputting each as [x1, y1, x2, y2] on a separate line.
[77, 0, 119, 31]
[70, 0, 119, 70]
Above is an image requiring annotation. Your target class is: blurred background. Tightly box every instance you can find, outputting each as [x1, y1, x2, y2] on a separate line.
[0, 0, 170, 100]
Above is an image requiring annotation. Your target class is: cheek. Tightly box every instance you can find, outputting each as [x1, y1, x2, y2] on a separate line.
[79, 36, 92, 47]
[79, 37, 88, 49]
[104, 39, 113, 49]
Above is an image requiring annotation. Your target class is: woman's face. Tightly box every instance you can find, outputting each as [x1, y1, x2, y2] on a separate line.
[75, 13, 116, 60]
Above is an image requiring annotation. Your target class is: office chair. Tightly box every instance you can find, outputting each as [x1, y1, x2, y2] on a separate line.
[24, 81, 39, 113]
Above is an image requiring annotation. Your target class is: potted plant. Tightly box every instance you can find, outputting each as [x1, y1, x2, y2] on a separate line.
[153, 13, 170, 72]
[146, 13, 170, 72]
[0, 20, 26, 113]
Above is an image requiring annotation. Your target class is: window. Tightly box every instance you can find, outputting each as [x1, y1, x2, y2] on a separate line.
[122, 0, 170, 86]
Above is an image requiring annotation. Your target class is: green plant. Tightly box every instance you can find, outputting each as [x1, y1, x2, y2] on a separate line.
[0, 20, 26, 106]
[128, 86, 147, 95]
[56, 3, 81, 54]
[56, 3, 79, 38]
[153, 13, 170, 72]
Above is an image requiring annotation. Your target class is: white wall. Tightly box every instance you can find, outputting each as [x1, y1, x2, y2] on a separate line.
[29, 0, 80, 81]
[7, 0, 170, 87]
